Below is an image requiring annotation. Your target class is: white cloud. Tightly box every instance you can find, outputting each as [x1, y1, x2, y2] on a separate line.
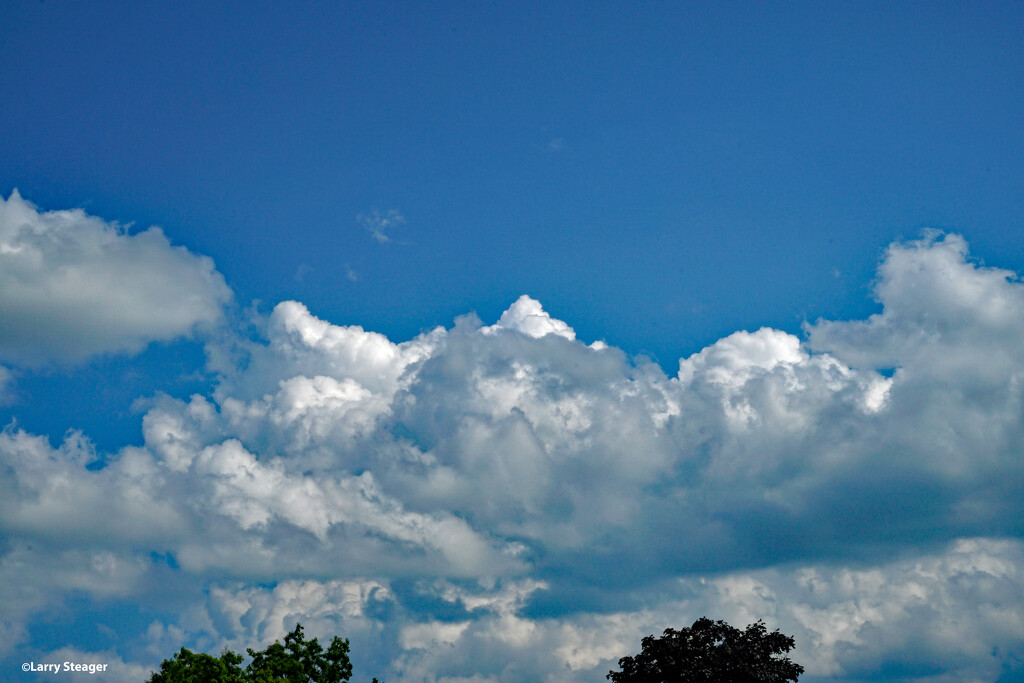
[3, 233, 1024, 680]
[217, 299, 442, 403]
[677, 326, 805, 387]
[807, 232, 1024, 378]
[482, 295, 576, 340]
[206, 578, 393, 651]
[0, 191, 232, 365]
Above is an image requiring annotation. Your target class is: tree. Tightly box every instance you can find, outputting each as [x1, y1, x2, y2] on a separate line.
[246, 623, 352, 683]
[148, 623, 379, 683]
[148, 648, 246, 683]
[607, 617, 803, 683]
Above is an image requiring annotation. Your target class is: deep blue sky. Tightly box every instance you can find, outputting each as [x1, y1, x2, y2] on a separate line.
[5, 0, 1024, 361]
[4, 3, 1024, 680]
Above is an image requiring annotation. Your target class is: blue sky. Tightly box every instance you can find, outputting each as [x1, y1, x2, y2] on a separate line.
[3, 2, 1024, 681]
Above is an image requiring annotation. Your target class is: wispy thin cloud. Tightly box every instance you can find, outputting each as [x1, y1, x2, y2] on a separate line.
[359, 209, 406, 244]
[0, 366, 14, 406]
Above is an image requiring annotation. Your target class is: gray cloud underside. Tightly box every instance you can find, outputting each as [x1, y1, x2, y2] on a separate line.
[2, 232, 1023, 681]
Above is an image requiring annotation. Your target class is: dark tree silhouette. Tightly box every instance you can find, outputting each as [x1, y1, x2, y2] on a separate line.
[148, 623, 378, 683]
[607, 617, 803, 683]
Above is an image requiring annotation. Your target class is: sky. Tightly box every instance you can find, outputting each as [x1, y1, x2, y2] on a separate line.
[2, 1, 1024, 681]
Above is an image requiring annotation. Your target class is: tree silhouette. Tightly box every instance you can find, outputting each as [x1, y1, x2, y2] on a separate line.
[607, 617, 803, 683]
[148, 623, 378, 683]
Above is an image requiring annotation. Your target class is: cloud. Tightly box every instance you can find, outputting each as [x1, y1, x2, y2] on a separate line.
[2, 233, 1024, 680]
[360, 209, 406, 244]
[0, 539, 150, 658]
[482, 294, 576, 340]
[693, 537, 1024, 682]
[0, 366, 13, 405]
[807, 232, 1024, 376]
[0, 191, 232, 365]
[371, 538, 1024, 683]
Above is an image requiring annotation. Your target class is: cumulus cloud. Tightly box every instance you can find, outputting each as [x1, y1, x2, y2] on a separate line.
[2, 233, 1024, 680]
[807, 233, 1024, 373]
[482, 295, 576, 340]
[0, 191, 232, 365]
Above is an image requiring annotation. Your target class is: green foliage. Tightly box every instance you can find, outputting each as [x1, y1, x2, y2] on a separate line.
[246, 623, 352, 683]
[147, 623, 376, 683]
[607, 617, 804, 683]
[148, 647, 245, 683]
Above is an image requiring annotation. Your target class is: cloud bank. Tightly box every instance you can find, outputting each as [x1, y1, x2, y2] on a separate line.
[2, 229, 1023, 681]
[0, 191, 231, 365]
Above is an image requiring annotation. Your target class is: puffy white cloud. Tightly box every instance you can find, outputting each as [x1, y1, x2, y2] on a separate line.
[0, 191, 231, 365]
[3, 233, 1024, 680]
[215, 299, 442, 403]
[677, 326, 805, 387]
[0, 421, 516, 582]
[808, 232, 1024, 387]
[482, 295, 576, 340]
